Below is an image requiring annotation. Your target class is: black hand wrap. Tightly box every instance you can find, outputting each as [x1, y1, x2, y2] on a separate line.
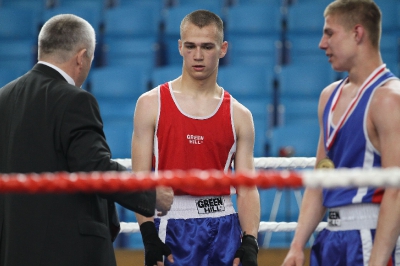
[234, 234, 259, 266]
[140, 221, 172, 266]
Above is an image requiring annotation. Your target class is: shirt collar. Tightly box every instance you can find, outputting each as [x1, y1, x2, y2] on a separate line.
[38, 61, 76, 86]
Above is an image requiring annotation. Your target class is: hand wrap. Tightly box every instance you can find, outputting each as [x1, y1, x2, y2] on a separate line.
[234, 233, 259, 266]
[140, 221, 172, 266]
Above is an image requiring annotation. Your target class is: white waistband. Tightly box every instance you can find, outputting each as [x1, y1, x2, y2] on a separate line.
[326, 203, 380, 231]
[157, 195, 236, 219]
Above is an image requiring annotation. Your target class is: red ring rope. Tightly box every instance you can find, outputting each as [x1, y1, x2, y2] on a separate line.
[0, 170, 303, 194]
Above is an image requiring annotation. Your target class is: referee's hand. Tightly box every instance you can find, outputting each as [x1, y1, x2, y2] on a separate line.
[155, 186, 174, 216]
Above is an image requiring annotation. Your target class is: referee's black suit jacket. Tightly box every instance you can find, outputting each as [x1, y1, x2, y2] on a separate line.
[0, 63, 154, 266]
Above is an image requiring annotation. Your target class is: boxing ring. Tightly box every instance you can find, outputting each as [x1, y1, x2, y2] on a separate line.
[2, 157, 399, 248]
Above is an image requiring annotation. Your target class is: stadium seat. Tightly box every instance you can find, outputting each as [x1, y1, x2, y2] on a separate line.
[225, 3, 281, 39]
[280, 97, 319, 125]
[0, 68, 26, 88]
[175, 0, 224, 13]
[41, 6, 103, 34]
[269, 120, 319, 157]
[240, 98, 271, 157]
[227, 36, 278, 67]
[150, 65, 183, 88]
[103, 37, 158, 72]
[101, 115, 134, 159]
[287, 2, 327, 36]
[380, 33, 399, 77]
[90, 65, 149, 159]
[287, 34, 326, 64]
[117, 0, 165, 13]
[0, 39, 37, 71]
[217, 65, 272, 99]
[235, 0, 281, 4]
[90, 65, 150, 100]
[103, 5, 160, 38]
[374, 0, 399, 33]
[0, 7, 41, 40]
[0, 0, 47, 12]
[278, 61, 336, 99]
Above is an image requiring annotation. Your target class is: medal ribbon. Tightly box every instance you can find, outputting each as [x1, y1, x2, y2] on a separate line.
[326, 64, 388, 151]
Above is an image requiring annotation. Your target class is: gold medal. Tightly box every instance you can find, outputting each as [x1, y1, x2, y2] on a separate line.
[316, 158, 335, 169]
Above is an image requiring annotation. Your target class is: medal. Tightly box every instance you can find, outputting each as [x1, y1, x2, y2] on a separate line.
[316, 158, 335, 169]
[326, 64, 388, 151]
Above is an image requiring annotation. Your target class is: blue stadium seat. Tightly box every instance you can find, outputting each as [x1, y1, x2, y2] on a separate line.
[225, 3, 281, 39]
[374, 0, 399, 33]
[57, 0, 106, 8]
[103, 5, 160, 38]
[227, 36, 278, 67]
[278, 61, 336, 99]
[269, 120, 319, 157]
[0, 68, 26, 88]
[1, 0, 47, 13]
[240, 98, 270, 157]
[380, 33, 399, 77]
[41, 6, 103, 34]
[235, 0, 281, 4]
[102, 116, 134, 159]
[280, 97, 319, 125]
[117, 0, 165, 13]
[163, 5, 223, 65]
[90, 65, 149, 159]
[0, 39, 37, 71]
[176, 0, 224, 13]
[0, 7, 41, 40]
[287, 34, 326, 64]
[103, 37, 158, 72]
[287, 2, 327, 36]
[217, 65, 272, 99]
[150, 65, 182, 88]
[90, 66, 150, 100]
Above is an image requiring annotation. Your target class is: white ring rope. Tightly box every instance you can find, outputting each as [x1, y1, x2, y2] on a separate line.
[303, 167, 400, 188]
[120, 221, 328, 234]
[254, 157, 316, 169]
[113, 157, 317, 170]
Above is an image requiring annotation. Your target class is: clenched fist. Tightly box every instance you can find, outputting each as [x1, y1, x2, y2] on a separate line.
[155, 186, 174, 216]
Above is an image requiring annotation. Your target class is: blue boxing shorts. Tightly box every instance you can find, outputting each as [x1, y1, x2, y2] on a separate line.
[311, 203, 400, 266]
[154, 195, 242, 266]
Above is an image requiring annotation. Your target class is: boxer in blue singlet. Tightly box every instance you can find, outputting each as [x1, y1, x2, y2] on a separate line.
[282, 1, 400, 266]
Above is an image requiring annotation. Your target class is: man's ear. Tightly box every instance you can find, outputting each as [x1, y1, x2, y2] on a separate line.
[76, 48, 87, 66]
[220, 41, 228, 59]
[178, 39, 183, 56]
[354, 24, 364, 44]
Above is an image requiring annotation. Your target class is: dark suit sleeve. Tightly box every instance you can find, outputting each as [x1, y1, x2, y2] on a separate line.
[60, 90, 155, 217]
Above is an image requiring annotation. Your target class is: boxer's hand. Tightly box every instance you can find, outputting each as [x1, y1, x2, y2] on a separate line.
[233, 234, 258, 266]
[140, 221, 174, 265]
[155, 186, 174, 216]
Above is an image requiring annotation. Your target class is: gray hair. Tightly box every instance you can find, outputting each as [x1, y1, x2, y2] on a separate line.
[38, 14, 96, 63]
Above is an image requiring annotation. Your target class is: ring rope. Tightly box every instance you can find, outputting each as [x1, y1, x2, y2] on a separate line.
[114, 157, 317, 170]
[119, 221, 328, 234]
[2, 167, 400, 193]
